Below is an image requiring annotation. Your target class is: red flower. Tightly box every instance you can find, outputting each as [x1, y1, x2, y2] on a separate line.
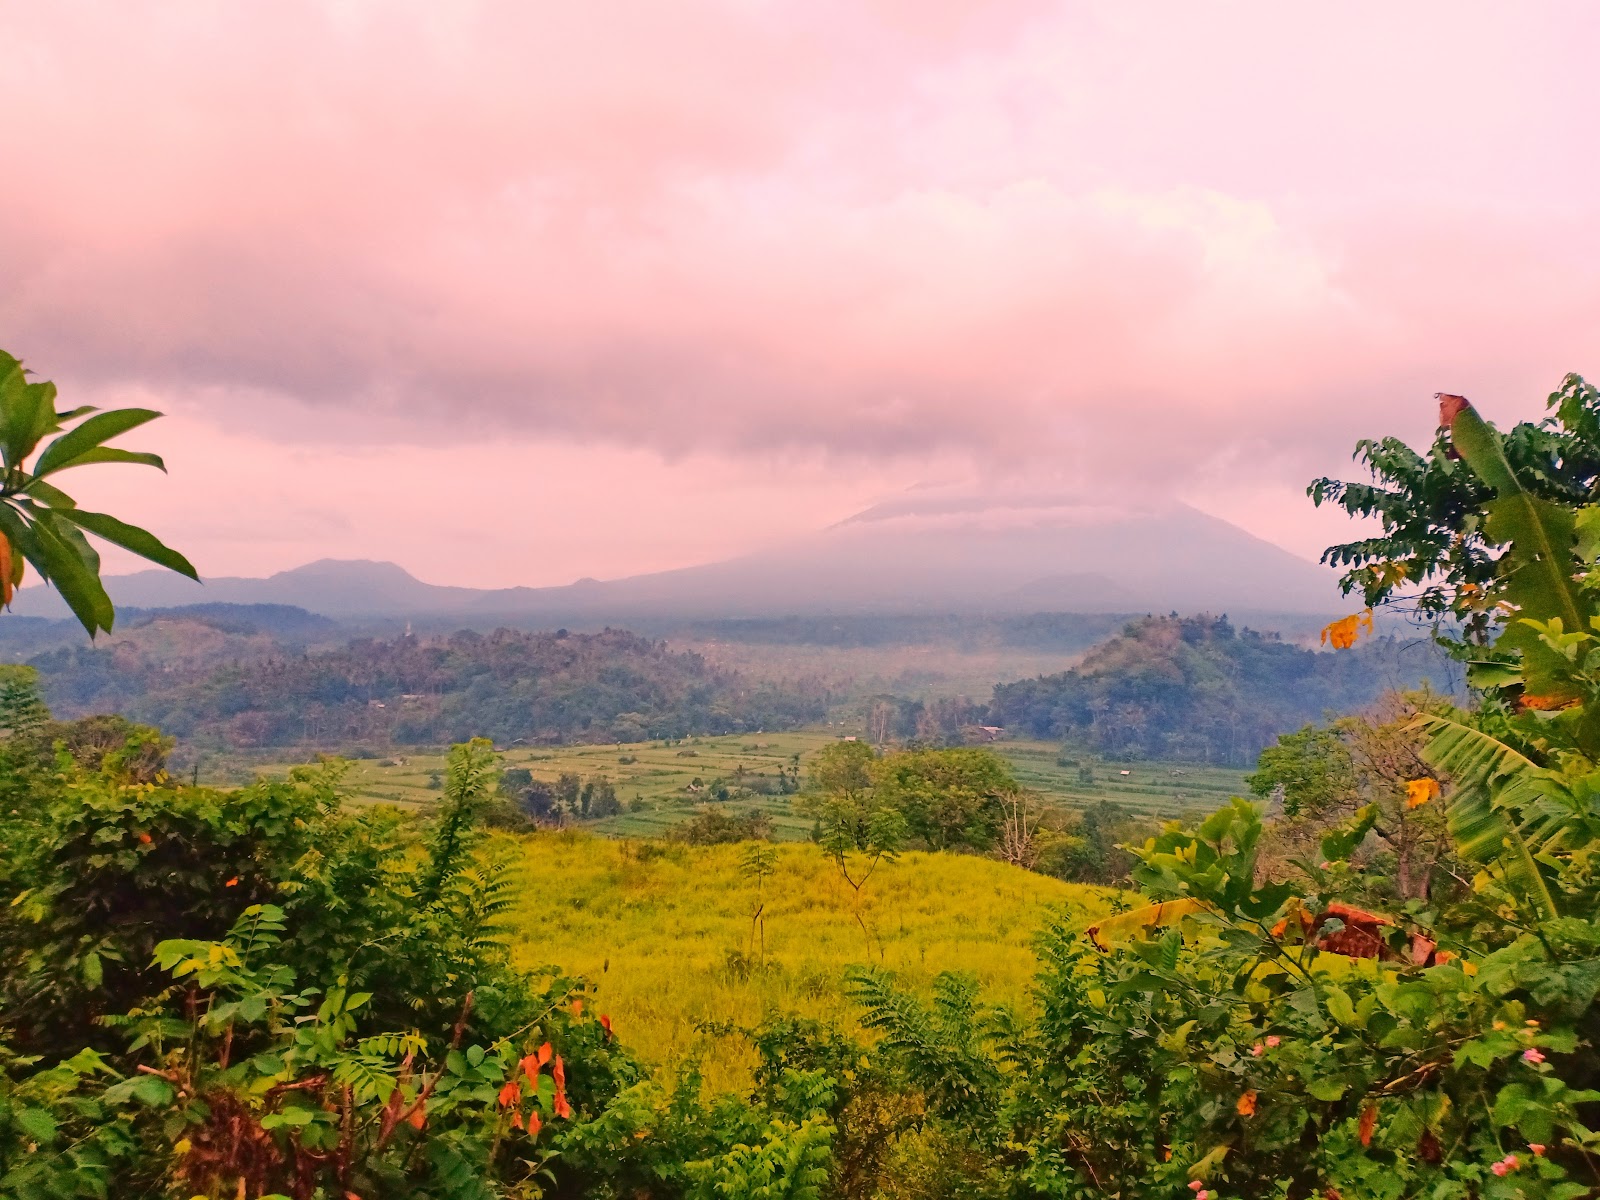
[497, 1080, 521, 1108]
[537, 1041, 553, 1066]
[526, 1109, 542, 1138]
[599, 1013, 613, 1039]
[554, 1092, 573, 1119]
[553, 1055, 566, 1092]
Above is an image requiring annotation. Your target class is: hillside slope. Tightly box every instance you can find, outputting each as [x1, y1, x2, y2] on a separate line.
[504, 832, 1107, 1090]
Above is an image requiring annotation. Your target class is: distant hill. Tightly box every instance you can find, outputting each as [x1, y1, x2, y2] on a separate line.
[987, 613, 1460, 767]
[7, 491, 1343, 623]
[32, 626, 827, 751]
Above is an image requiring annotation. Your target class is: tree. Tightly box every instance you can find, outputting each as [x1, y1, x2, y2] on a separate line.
[868, 748, 1016, 851]
[817, 798, 906, 959]
[0, 350, 196, 636]
[1252, 698, 1451, 901]
[994, 789, 1044, 870]
[807, 740, 876, 802]
[1248, 724, 1358, 819]
[1309, 373, 1600, 647]
[741, 842, 778, 967]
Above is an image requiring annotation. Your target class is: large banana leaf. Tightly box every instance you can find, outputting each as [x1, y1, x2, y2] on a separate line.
[1414, 711, 1560, 920]
[1443, 396, 1591, 699]
[1081, 897, 1212, 949]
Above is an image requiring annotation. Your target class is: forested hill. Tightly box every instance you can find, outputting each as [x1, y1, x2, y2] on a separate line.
[988, 614, 1456, 766]
[33, 625, 828, 749]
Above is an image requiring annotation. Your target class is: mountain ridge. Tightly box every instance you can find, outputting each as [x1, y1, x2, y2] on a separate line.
[8, 497, 1342, 622]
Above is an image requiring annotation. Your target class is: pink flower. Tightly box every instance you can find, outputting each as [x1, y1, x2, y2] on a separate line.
[1523, 1048, 1545, 1064]
[1188, 1183, 1203, 1192]
[1491, 1162, 1510, 1177]
[1251, 1044, 1265, 1057]
[1266, 1036, 1281, 1048]
[1502, 1155, 1520, 1171]
[1197, 1191, 1210, 1200]
[1529, 1144, 1546, 1157]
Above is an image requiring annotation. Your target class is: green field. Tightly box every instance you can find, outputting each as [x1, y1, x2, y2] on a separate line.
[501, 830, 1109, 1091]
[245, 732, 1250, 835]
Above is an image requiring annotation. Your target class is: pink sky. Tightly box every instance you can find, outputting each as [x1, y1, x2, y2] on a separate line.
[2, 1, 1597, 587]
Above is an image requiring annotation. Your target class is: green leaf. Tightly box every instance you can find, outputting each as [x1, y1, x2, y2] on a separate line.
[250, 1053, 287, 1077]
[25, 512, 115, 636]
[1306, 1078, 1347, 1101]
[32, 408, 162, 478]
[130, 1074, 174, 1106]
[81, 951, 102, 988]
[56, 508, 197, 580]
[1414, 712, 1561, 921]
[13, 1106, 58, 1144]
[38, 446, 166, 475]
[1324, 986, 1358, 1028]
[0, 358, 60, 470]
[1446, 397, 1591, 689]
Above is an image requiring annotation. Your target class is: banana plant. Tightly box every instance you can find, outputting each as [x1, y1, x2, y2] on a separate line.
[0, 350, 196, 636]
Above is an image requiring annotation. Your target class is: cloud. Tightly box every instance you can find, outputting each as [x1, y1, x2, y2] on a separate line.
[0, 0, 1597, 561]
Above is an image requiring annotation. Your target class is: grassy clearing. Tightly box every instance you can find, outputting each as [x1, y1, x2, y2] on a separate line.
[245, 733, 1250, 832]
[501, 831, 1110, 1091]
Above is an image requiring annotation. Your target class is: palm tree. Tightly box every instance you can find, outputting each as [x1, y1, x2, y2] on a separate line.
[0, 349, 196, 635]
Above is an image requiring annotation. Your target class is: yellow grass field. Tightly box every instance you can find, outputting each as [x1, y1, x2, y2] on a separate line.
[500, 831, 1111, 1091]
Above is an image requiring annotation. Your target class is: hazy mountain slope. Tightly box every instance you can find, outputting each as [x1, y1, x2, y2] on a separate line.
[9, 495, 1340, 620]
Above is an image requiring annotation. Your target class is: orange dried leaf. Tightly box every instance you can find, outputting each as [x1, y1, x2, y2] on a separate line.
[1236, 1090, 1257, 1117]
[1437, 393, 1471, 427]
[537, 1041, 553, 1066]
[1320, 609, 1374, 652]
[1519, 693, 1578, 712]
[599, 1013, 613, 1038]
[1404, 778, 1440, 809]
[526, 1109, 541, 1138]
[571, 998, 584, 1018]
[497, 1080, 521, 1108]
[224, 876, 239, 887]
[1358, 1104, 1377, 1147]
[406, 1104, 426, 1130]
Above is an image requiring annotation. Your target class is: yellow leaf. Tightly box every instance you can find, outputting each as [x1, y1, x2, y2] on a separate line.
[1405, 778, 1440, 809]
[1320, 609, 1374, 651]
[1081, 897, 1212, 950]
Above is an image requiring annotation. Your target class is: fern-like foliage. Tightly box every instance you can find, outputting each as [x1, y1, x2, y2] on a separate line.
[418, 738, 500, 906]
[845, 966, 1001, 1119]
[685, 1115, 834, 1200]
